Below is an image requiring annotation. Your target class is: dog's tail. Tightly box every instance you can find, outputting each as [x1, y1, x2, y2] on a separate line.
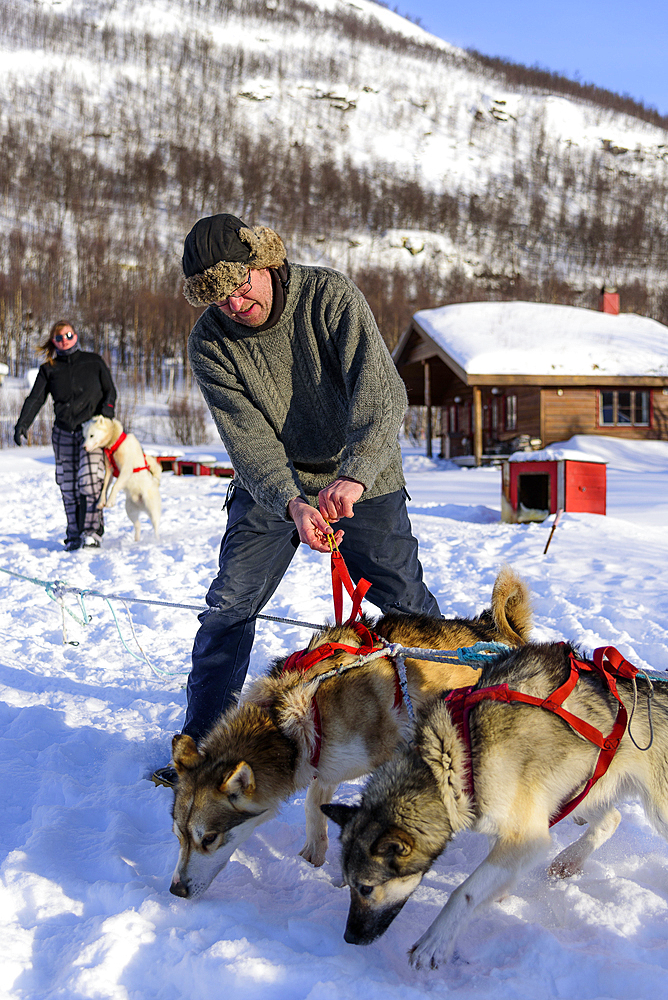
[490, 565, 533, 645]
[146, 454, 163, 482]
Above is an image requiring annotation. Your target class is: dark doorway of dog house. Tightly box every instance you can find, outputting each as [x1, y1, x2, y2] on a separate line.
[517, 472, 550, 520]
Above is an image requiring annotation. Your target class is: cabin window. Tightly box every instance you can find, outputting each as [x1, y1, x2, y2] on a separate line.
[505, 395, 517, 431]
[599, 390, 650, 426]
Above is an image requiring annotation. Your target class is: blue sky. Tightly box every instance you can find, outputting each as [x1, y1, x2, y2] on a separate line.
[399, 1, 668, 116]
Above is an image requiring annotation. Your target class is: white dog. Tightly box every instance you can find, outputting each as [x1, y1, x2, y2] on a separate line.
[82, 415, 161, 541]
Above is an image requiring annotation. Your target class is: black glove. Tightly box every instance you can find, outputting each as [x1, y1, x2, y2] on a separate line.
[14, 427, 27, 446]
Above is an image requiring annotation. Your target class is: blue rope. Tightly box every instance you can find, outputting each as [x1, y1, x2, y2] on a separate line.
[457, 641, 513, 664]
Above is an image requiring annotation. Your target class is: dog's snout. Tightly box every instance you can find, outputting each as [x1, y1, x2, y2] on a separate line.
[344, 927, 365, 945]
[170, 879, 190, 898]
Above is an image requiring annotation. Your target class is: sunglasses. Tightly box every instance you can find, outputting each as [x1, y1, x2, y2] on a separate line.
[219, 270, 252, 305]
[54, 332, 75, 343]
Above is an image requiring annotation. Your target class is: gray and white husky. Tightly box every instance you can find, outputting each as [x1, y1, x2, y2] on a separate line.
[323, 641, 668, 970]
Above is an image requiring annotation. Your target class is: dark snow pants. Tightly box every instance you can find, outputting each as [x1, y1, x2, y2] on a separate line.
[182, 485, 440, 742]
[52, 425, 105, 544]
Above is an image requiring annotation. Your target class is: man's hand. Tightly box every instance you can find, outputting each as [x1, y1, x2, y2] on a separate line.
[13, 427, 27, 447]
[318, 478, 364, 522]
[288, 497, 344, 553]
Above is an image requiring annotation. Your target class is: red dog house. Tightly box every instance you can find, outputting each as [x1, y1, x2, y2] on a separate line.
[149, 451, 185, 472]
[212, 463, 234, 477]
[502, 455, 606, 523]
[144, 447, 185, 472]
[144, 449, 234, 477]
[176, 454, 217, 476]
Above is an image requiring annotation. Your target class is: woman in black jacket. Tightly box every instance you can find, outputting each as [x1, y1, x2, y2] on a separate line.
[14, 320, 117, 551]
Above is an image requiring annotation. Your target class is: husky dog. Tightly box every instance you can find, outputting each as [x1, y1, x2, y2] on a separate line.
[323, 641, 668, 970]
[82, 415, 161, 541]
[169, 567, 532, 900]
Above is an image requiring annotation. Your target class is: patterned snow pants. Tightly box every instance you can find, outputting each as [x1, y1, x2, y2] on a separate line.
[52, 425, 105, 544]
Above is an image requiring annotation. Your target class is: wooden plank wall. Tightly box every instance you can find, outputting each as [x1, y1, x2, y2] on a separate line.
[542, 389, 597, 443]
[543, 388, 668, 444]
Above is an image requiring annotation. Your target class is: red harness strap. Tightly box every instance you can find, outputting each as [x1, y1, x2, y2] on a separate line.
[330, 548, 372, 625]
[280, 547, 396, 768]
[104, 432, 126, 478]
[443, 645, 638, 827]
[103, 432, 150, 478]
[282, 620, 403, 767]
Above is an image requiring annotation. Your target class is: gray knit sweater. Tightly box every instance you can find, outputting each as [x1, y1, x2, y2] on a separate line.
[187, 263, 408, 518]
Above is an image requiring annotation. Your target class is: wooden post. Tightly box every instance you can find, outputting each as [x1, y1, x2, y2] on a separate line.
[439, 405, 449, 459]
[473, 386, 483, 467]
[423, 360, 432, 458]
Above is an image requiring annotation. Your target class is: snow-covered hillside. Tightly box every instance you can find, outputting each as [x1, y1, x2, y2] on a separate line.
[1, 0, 667, 310]
[2, 434, 668, 997]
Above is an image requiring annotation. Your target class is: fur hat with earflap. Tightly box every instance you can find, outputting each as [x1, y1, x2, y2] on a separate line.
[182, 213, 287, 307]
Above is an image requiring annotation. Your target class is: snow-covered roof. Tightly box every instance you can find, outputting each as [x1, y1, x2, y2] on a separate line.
[508, 447, 606, 464]
[412, 301, 668, 378]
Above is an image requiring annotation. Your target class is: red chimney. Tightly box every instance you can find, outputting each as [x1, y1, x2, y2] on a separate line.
[599, 285, 620, 315]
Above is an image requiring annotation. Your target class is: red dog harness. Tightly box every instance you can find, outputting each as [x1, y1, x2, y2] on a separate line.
[104, 432, 151, 478]
[281, 549, 401, 767]
[282, 620, 403, 768]
[443, 645, 639, 827]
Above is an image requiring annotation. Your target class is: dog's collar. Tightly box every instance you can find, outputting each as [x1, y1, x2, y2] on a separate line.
[441, 685, 476, 806]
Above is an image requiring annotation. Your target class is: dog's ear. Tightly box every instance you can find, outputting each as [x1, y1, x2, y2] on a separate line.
[172, 733, 206, 771]
[219, 761, 255, 798]
[419, 705, 474, 833]
[373, 826, 414, 859]
[321, 802, 359, 827]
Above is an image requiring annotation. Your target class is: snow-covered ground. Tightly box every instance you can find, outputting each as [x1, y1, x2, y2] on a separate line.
[2, 434, 668, 999]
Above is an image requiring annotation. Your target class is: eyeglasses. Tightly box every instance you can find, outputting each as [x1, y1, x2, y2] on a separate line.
[54, 332, 75, 343]
[219, 270, 252, 305]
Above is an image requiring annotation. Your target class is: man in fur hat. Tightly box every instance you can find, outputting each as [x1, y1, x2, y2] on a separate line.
[153, 214, 440, 785]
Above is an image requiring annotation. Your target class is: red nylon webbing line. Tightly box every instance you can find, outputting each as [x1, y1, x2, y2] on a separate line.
[330, 548, 371, 624]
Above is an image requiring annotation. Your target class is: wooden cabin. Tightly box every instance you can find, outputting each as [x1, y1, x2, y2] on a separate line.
[392, 295, 668, 465]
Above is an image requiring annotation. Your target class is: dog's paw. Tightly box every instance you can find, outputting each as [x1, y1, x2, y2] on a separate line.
[409, 930, 453, 971]
[547, 858, 583, 879]
[409, 944, 440, 971]
[299, 841, 327, 867]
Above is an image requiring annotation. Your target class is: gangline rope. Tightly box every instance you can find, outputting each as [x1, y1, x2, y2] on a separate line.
[0, 563, 327, 677]
[0, 563, 512, 684]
